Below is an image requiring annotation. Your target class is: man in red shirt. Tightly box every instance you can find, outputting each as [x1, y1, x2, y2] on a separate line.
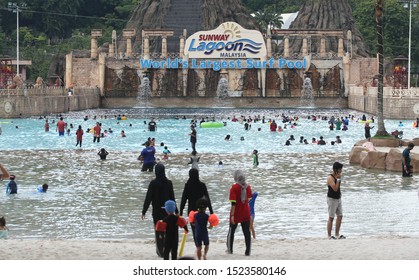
[93, 122, 101, 143]
[227, 170, 252, 256]
[56, 117, 66, 136]
[270, 120, 277, 132]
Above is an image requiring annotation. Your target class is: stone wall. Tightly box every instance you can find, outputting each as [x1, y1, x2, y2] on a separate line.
[71, 58, 100, 87]
[0, 88, 100, 118]
[348, 87, 419, 119]
[349, 58, 378, 86]
[101, 96, 348, 109]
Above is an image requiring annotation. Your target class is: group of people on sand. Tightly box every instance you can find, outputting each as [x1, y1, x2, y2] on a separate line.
[138, 158, 355, 259]
[141, 163, 258, 260]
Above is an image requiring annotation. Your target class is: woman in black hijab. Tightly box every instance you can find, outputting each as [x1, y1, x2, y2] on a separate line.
[142, 163, 176, 257]
[180, 168, 213, 245]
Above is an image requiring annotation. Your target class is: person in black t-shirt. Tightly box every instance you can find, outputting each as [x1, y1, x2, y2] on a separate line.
[148, 118, 157, 131]
[326, 162, 345, 240]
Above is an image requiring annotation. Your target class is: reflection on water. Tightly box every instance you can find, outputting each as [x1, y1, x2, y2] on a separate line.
[1, 108, 419, 241]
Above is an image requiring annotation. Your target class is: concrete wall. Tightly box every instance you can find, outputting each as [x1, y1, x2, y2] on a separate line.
[102, 96, 348, 109]
[348, 86, 419, 119]
[4, 84, 419, 120]
[0, 88, 100, 118]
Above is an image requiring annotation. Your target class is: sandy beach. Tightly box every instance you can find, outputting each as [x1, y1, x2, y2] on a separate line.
[1, 236, 419, 260]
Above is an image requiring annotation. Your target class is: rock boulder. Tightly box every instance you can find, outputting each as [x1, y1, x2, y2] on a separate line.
[360, 150, 387, 169]
[385, 148, 402, 172]
[349, 146, 368, 164]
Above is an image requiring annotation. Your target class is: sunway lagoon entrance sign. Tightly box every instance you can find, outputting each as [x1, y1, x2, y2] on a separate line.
[140, 22, 308, 71]
[184, 22, 267, 59]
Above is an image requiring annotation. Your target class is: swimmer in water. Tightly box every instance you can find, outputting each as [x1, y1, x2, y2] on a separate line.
[37, 183, 49, 193]
[98, 148, 109, 160]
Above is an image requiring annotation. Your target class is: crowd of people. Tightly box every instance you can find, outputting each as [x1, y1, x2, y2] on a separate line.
[141, 163, 255, 260]
[2, 111, 417, 261]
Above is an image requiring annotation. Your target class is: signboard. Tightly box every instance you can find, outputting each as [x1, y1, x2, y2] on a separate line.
[184, 22, 267, 59]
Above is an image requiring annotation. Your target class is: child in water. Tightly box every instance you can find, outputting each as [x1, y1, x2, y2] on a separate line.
[0, 216, 9, 239]
[163, 146, 171, 160]
[5, 175, 17, 194]
[252, 149, 259, 167]
[98, 148, 109, 160]
[37, 183, 49, 193]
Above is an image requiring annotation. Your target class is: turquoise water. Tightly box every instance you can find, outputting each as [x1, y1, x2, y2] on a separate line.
[0, 108, 416, 153]
[0, 108, 419, 241]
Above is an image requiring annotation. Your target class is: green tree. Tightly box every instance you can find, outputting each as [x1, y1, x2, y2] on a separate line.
[19, 0, 82, 38]
[253, 5, 284, 33]
[351, 0, 418, 61]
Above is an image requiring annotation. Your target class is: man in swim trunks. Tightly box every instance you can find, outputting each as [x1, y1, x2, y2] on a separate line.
[56, 117, 66, 136]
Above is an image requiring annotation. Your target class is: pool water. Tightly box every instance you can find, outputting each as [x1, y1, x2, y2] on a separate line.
[0, 108, 418, 241]
[0, 108, 416, 153]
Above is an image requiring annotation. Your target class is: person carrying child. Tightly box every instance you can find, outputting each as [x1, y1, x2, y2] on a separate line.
[156, 200, 188, 260]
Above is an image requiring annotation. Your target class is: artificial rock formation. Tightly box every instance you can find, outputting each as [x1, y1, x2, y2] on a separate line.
[124, 0, 258, 53]
[350, 138, 419, 173]
[288, 0, 370, 58]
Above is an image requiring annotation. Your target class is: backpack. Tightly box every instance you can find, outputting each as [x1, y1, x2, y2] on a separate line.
[8, 181, 17, 194]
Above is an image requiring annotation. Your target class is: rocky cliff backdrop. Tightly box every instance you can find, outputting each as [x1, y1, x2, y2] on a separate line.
[288, 0, 370, 57]
[124, 0, 259, 53]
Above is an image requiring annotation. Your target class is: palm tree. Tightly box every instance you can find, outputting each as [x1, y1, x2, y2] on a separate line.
[253, 5, 284, 33]
[374, 0, 389, 136]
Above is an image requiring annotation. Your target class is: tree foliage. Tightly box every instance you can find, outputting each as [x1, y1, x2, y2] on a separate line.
[253, 5, 284, 33]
